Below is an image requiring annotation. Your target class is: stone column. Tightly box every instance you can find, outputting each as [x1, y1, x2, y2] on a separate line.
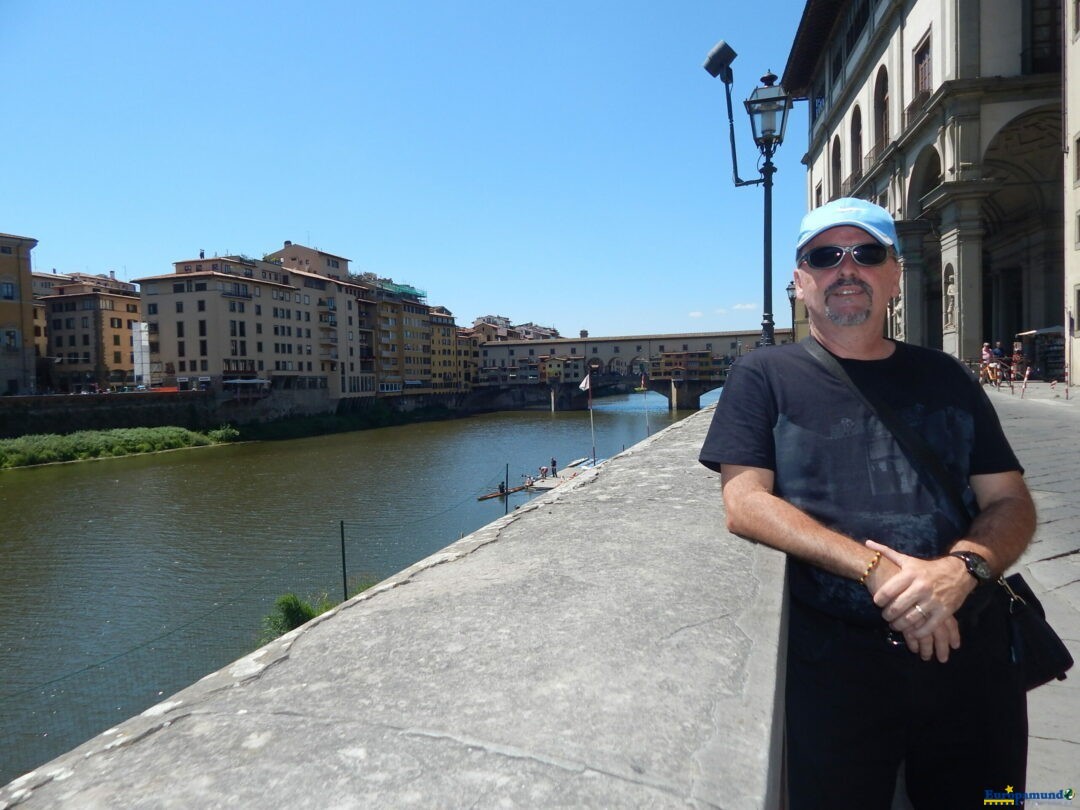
[922, 181, 998, 360]
[937, 195, 986, 360]
[894, 220, 934, 346]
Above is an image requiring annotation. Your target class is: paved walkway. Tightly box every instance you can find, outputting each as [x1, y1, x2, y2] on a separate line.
[982, 382, 1080, 793]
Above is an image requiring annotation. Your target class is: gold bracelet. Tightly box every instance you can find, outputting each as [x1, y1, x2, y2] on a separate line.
[858, 550, 882, 586]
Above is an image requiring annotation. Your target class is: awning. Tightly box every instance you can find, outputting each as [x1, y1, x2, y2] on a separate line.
[223, 378, 270, 385]
[1016, 326, 1064, 337]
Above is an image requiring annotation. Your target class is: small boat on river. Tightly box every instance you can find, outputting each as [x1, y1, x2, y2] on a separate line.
[477, 484, 528, 501]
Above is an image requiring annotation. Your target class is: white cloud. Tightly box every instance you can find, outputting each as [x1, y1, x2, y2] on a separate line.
[733, 303, 757, 310]
[688, 311, 703, 318]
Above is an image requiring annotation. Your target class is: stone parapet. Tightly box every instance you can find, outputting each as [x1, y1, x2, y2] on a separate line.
[0, 407, 788, 809]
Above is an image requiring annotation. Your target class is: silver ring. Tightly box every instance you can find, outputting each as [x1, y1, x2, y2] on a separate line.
[913, 604, 926, 619]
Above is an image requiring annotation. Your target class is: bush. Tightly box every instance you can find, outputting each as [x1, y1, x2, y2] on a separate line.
[207, 424, 240, 443]
[0, 426, 222, 469]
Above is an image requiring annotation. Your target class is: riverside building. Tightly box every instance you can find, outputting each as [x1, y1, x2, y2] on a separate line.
[783, 0, 1065, 373]
[133, 251, 378, 402]
[36, 271, 142, 393]
[0, 232, 38, 395]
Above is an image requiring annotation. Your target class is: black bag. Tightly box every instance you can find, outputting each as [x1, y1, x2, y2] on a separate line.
[1001, 573, 1074, 690]
[803, 337, 1073, 691]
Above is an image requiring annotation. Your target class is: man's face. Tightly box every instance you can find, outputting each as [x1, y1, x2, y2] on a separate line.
[793, 225, 901, 329]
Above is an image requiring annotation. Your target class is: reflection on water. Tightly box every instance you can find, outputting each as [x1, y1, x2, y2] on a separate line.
[0, 391, 714, 782]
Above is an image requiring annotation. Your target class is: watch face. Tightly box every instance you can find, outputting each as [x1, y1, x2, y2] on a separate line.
[955, 551, 992, 581]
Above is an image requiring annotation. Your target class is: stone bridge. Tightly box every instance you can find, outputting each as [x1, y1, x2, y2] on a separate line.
[475, 328, 793, 411]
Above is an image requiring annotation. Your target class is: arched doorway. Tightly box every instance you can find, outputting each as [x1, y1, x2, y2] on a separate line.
[906, 146, 943, 349]
[980, 105, 1063, 344]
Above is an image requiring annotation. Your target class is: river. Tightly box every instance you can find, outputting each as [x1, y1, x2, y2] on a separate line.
[0, 390, 719, 784]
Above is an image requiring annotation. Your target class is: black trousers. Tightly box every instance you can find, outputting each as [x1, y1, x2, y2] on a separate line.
[785, 595, 1027, 810]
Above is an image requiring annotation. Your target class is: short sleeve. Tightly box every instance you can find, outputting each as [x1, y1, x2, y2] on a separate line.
[698, 356, 779, 473]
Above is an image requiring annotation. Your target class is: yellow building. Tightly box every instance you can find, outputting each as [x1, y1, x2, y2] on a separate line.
[430, 306, 462, 392]
[367, 277, 431, 396]
[0, 232, 38, 395]
[40, 274, 141, 392]
[38, 271, 141, 392]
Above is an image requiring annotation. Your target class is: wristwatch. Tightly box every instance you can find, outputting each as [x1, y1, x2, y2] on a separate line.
[949, 550, 993, 583]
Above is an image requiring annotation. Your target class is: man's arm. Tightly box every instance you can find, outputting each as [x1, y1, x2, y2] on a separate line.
[721, 463, 961, 662]
[720, 464, 879, 579]
[870, 469, 1035, 636]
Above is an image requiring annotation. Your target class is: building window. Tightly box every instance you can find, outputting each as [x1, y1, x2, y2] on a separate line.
[914, 34, 931, 94]
[176, 301, 184, 314]
[831, 137, 842, 200]
[1028, 0, 1062, 73]
[0, 282, 14, 300]
[873, 67, 889, 150]
[113, 351, 122, 364]
[148, 303, 158, 315]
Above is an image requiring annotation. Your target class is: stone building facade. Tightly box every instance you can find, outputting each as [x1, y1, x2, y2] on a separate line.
[784, 0, 1065, 374]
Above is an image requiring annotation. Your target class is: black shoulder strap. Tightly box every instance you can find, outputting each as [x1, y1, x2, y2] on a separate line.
[801, 336, 972, 520]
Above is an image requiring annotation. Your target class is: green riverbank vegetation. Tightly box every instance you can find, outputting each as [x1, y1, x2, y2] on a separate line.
[0, 425, 240, 469]
[259, 578, 377, 644]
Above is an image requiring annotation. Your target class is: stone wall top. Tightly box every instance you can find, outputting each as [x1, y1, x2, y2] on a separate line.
[1, 407, 788, 809]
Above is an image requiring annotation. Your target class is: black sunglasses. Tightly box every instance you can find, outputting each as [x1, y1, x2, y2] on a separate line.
[797, 243, 890, 270]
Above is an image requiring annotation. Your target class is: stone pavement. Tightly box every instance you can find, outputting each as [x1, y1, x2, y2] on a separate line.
[982, 382, 1080, 794]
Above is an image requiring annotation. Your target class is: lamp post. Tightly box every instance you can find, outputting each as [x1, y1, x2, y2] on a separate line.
[786, 281, 797, 341]
[704, 41, 792, 347]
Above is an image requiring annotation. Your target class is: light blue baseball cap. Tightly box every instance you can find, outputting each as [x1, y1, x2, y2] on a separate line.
[796, 197, 901, 253]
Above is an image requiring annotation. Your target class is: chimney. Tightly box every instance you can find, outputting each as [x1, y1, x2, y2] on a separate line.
[199, 249, 205, 259]
[284, 240, 292, 247]
[110, 270, 116, 279]
[579, 330, 589, 338]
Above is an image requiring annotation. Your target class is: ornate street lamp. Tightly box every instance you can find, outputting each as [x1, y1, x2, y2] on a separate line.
[704, 41, 792, 347]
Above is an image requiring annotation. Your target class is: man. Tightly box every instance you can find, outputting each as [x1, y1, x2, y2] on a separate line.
[699, 198, 1035, 809]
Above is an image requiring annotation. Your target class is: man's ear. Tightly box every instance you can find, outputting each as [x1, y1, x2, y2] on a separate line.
[793, 270, 807, 300]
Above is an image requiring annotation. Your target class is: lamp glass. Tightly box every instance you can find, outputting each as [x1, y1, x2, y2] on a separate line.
[745, 84, 791, 148]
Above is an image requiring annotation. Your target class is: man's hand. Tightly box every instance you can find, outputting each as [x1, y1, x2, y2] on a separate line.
[901, 617, 961, 663]
[866, 540, 974, 658]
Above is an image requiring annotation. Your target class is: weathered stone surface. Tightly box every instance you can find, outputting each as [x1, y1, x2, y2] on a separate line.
[4, 381, 1076, 809]
[1, 409, 786, 809]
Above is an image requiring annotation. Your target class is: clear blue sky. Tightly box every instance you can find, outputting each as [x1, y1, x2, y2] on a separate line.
[4, 0, 812, 337]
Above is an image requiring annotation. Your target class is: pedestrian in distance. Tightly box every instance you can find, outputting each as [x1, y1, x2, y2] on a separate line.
[699, 197, 1035, 809]
[551, 457, 558, 477]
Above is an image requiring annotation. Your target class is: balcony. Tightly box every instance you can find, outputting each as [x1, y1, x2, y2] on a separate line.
[863, 138, 889, 174]
[904, 90, 931, 129]
[840, 166, 864, 197]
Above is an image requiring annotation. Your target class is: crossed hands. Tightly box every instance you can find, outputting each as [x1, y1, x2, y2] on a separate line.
[864, 540, 977, 664]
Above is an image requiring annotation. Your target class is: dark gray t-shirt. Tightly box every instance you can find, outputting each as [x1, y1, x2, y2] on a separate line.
[699, 340, 1021, 625]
